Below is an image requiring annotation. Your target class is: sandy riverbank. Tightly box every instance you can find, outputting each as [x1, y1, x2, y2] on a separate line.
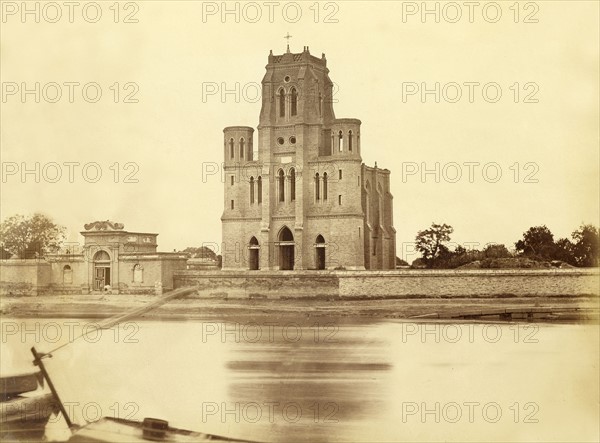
[1, 293, 598, 323]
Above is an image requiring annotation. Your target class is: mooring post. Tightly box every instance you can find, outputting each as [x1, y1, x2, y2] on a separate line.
[31, 346, 74, 429]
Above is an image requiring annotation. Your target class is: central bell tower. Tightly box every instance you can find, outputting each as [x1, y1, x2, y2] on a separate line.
[258, 45, 335, 129]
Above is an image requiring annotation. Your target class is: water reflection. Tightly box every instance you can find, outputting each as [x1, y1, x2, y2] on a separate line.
[223, 323, 393, 442]
[1, 318, 598, 442]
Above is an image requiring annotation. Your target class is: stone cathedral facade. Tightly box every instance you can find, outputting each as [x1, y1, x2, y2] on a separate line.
[221, 46, 395, 271]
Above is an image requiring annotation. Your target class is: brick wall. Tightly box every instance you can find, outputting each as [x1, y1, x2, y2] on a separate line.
[0, 260, 52, 296]
[173, 269, 599, 299]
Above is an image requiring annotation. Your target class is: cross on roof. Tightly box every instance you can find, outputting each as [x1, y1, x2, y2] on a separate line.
[284, 32, 292, 52]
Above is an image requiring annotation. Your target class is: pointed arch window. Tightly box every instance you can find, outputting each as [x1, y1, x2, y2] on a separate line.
[240, 138, 245, 159]
[290, 168, 296, 201]
[348, 130, 353, 151]
[279, 89, 286, 117]
[338, 131, 343, 152]
[323, 172, 328, 200]
[229, 138, 235, 159]
[290, 87, 298, 116]
[315, 235, 326, 270]
[249, 236, 260, 271]
[250, 176, 255, 204]
[278, 169, 285, 202]
[315, 173, 320, 201]
[257, 176, 262, 204]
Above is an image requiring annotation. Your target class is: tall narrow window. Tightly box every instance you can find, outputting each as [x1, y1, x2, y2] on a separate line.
[338, 195, 342, 205]
[133, 264, 143, 283]
[318, 92, 322, 116]
[278, 169, 285, 202]
[323, 172, 328, 200]
[290, 168, 296, 201]
[338, 131, 343, 152]
[63, 265, 72, 284]
[230, 176, 234, 186]
[291, 87, 297, 116]
[250, 176, 255, 204]
[229, 138, 234, 159]
[338, 169, 342, 180]
[240, 138, 245, 159]
[279, 89, 285, 117]
[231, 200, 235, 209]
[365, 181, 371, 222]
[348, 130, 353, 151]
[258, 176, 262, 204]
[315, 173, 320, 201]
[248, 139, 253, 161]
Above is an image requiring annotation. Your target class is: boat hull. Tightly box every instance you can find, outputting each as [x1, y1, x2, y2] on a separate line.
[68, 417, 255, 443]
[1, 372, 40, 399]
[1, 392, 58, 442]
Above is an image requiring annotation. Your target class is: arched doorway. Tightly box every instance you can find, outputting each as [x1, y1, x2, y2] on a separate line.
[93, 250, 111, 290]
[278, 227, 294, 270]
[315, 235, 326, 270]
[249, 236, 260, 271]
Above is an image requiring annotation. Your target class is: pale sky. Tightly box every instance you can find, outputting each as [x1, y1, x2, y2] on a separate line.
[1, 1, 598, 262]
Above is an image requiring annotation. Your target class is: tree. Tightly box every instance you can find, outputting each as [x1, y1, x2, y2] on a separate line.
[445, 245, 483, 269]
[483, 244, 511, 259]
[0, 246, 12, 259]
[396, 257, 409, 267]
[181, 246, 218, 260]
[553, 238, 575, 265]
[571, 224, 599, 267]
[0, 213, 66, 259]
[415, 223, 454, 268]
[515, 225, 555, 259]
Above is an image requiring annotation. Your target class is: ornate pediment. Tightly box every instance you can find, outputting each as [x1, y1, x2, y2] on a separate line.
[84, 220, 125, 231]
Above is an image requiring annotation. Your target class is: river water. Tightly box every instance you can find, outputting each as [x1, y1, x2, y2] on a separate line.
[2, 318, 598, 442]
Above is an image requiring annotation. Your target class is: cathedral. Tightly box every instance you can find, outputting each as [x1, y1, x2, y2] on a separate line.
[221, 45, 395, 271]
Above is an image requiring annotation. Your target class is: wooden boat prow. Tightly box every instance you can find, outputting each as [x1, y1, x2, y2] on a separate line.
[1, 372, 40, 399]
[68, 416, 254, 443]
